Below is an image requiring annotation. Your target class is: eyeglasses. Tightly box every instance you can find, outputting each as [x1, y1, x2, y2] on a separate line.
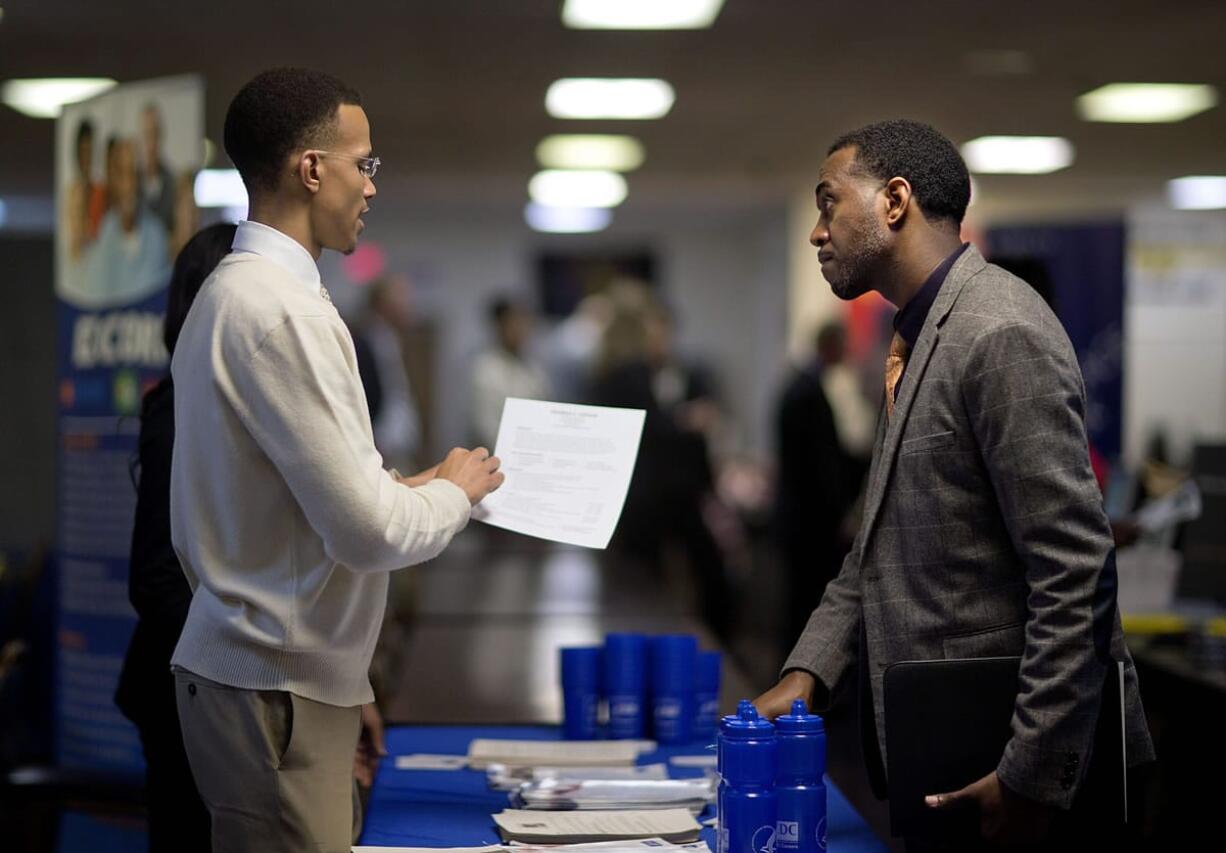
[309, 150, 381, 178]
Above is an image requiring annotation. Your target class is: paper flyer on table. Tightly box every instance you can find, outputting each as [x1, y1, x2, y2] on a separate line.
[471, 398, 646, 549]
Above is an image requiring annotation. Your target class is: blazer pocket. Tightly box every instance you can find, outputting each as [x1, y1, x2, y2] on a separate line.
[942, 621, 1025, 659]
[900, 429, 956, 454]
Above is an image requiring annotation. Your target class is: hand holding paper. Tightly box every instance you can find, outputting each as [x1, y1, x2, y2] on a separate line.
[436, 446, 505, 505]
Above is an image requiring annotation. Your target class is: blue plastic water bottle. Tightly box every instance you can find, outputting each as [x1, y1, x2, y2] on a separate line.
[603, 633, 647, 739]
[693, 650, 722, 738]
[559, 646, 602, 739]
[718, 700, 778, 853]
[775, 699, 827, 853]
[650, 634, 697, 744]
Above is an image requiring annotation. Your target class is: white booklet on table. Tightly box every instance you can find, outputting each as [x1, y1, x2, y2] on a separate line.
[471, 398, 646, 549]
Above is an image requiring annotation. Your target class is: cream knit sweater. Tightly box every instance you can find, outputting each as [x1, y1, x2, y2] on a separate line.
[169, 245, 469, 707]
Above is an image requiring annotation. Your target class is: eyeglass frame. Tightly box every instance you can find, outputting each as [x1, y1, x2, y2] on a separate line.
[304, 149, 381, 179]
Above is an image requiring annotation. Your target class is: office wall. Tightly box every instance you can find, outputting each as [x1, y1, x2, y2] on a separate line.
[1125, 208, 1226, 468]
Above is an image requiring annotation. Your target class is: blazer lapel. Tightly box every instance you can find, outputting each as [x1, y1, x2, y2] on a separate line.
[855, 246, 988, 553]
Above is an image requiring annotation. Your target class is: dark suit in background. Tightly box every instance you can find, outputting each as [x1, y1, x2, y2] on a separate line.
[775, 359, 862, 650]
[115, 377, 210, 853]
[591, 359, 733, 640]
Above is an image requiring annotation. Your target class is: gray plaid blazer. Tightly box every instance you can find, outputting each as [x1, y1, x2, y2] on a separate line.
[783, 246, 1154, 809]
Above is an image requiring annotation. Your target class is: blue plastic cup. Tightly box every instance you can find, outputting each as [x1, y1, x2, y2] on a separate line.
[650, 634, 698, 744]
[694, 649, 722, 737]
[560, 646, 602, 739]
[603, 633, 647, 739]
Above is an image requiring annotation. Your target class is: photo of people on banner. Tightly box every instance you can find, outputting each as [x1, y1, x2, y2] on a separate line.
[57, 76, 202, 310]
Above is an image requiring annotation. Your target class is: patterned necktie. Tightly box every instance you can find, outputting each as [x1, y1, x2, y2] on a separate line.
[884, 331, 909, 421]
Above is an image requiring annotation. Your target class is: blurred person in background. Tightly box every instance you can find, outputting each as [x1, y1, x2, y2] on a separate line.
[352, 274, 423, 473]
[774, 321, 866, 653]
[815, 321, 877, 468]
[115, 222, 236, 853]
[591, 289, 734, 641]
[169, 68, 502, 852]
[542, 290, 613, 403]
[470, 295, 551, 449]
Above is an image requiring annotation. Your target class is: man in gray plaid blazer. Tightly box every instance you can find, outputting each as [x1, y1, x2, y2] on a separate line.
[755, 121, 1153, 847]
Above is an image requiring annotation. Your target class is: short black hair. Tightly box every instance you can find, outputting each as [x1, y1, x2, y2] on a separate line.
[164, 222, 237, 354]
[828, 119, 970, 226]
[489, 296, 516, 325]
[223, 68, 362, 195]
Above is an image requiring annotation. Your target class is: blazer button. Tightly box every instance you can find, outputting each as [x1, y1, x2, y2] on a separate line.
[188, 682, 197, 696]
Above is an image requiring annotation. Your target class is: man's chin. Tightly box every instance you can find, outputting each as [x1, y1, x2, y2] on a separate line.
[827, 276, 870, 301]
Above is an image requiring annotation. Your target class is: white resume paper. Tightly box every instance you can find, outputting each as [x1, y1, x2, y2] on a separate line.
[471, 398, 646, 549]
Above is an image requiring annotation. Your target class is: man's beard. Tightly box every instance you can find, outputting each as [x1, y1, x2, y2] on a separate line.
[826, 218, 889, 301]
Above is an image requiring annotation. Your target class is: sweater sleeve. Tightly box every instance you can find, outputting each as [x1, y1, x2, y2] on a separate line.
[225, 314, 470, 573]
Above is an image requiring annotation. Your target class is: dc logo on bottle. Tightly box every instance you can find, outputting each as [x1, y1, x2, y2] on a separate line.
[610, 698, 640, 716]
[751, 824, 777, 853]
[775, 820, 799, 849]
[816, 816, 828, 852]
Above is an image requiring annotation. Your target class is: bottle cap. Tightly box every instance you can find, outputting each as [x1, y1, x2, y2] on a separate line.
[775, 698, 825, 734]
[719, 700, 776, 740]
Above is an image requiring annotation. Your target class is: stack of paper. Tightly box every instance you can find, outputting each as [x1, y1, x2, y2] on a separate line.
[492, 808, 703, 844]
[513, 778, 715, 813]
[487, 762, 670, 791]
[467, 739, 655, 770]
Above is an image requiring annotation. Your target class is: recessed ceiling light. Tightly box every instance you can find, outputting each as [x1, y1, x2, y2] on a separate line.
[961, 136, 1074, 175]
[1, 78, 118, 119]
[1167, 176, 1226, 210]
[524, 203, 612, 234]
[562, 0, 725, 29]
[1077, 83, 1217, 123]
[194, 169, 248, 209]
[529, 170, 627, 208]
[546, 78, 675, 120]
[1073, 82, 1216, 123]
[536, 135, 645, 171]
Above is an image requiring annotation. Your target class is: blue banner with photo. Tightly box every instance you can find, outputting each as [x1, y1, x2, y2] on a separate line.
[55, 75, 202, 774]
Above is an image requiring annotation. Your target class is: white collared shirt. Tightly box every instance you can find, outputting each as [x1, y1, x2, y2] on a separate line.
[169, 234, 471, 707]
[231, 219, 322, 296]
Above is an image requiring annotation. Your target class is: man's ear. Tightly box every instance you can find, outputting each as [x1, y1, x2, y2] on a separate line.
[883, 176, 913, 228]
[293, 151, 322, 194]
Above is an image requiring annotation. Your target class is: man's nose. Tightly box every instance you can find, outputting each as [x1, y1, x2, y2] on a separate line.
[810, 222, 827, 247]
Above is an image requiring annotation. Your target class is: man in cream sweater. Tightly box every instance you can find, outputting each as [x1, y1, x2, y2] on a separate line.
[169, 68, 503, 852]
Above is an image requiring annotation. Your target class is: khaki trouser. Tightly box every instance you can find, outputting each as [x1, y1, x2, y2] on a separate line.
[174, 669, 362, 853]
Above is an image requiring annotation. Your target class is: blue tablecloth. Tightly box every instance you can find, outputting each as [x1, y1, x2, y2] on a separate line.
[359, 725, 889, 852]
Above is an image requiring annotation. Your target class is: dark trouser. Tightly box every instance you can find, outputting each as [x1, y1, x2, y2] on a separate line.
[133, 672, 211, 853]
